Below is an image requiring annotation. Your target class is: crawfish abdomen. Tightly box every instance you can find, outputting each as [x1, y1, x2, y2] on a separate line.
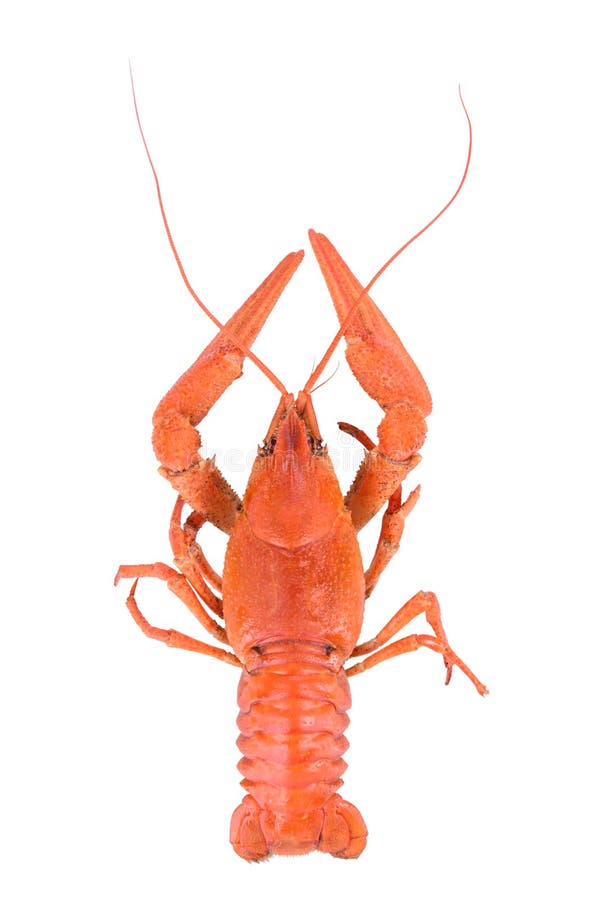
[230, 641, 367, 860]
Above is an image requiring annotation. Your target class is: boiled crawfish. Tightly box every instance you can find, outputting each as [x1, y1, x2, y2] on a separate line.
[116, 84, 487, 860]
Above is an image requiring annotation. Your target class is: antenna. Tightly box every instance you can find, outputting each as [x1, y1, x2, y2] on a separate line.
[304, 88, 472, 394]
[129, 63, 289, 396]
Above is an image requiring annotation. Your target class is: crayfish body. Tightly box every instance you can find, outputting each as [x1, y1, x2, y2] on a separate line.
[116, 86, 487, 859]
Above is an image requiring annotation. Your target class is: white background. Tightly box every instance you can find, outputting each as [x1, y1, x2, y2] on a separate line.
[2, 1, 598, 897]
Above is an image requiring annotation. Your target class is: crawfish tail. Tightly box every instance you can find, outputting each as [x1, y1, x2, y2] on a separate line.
[230, 641, 367, 860]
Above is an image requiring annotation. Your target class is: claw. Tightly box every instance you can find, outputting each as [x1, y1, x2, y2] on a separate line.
[308, 230, 431, 416]
[153, 251, 303, 472]
[309, 231, 430, 530]
[151, 251, 303, 531]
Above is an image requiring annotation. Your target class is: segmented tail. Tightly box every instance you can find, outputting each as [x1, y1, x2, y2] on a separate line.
[230, 641, 367, 859]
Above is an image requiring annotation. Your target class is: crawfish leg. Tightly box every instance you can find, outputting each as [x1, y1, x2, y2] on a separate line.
[346, 590, 487, 695]
[338, 423, 420, 598]
[115, 562, 226, 644]
[310, 231, 431, 531]
[152, 251, 303, 533]
[168, 495, 223, 617]
[122, 577, 240, 667]
[364, 483, 421, 598]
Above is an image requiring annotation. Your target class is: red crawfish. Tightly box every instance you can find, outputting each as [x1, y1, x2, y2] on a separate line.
[115, 81, 487, 860]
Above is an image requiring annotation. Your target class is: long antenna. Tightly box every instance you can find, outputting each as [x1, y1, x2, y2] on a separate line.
[304, 88, 472, 394]
[129, 63, 289, 396]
